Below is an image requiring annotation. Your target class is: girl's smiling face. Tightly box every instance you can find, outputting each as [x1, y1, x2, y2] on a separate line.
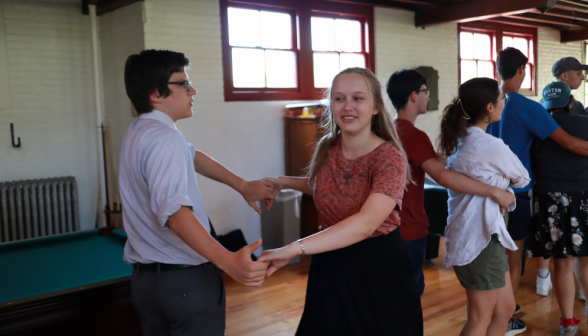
[331, 73, 378, 136]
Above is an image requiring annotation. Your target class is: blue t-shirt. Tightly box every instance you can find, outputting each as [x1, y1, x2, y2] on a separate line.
[487, 92, 560, 193]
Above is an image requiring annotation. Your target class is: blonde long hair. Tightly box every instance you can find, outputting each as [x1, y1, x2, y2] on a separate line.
[307, 67, 412, 187]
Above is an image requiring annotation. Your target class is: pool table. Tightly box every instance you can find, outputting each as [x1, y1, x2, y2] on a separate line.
[0, 228, 142, 336]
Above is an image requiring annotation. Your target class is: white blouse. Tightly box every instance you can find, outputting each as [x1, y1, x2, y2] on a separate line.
[444, 127, 530, 266]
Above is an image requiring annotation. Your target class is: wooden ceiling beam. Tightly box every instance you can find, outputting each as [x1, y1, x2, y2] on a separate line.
[96, 0, 141, 16]
[324, 0, 439, 9]
[486, 16, 566, 30]
[415, 0, 556, 27]
[559, 0, 588, 9]
[539, 8, 588, 22]
[509, 12, 588, 27]
[555, 3, 588, 14]
[561, 28, 588, 42]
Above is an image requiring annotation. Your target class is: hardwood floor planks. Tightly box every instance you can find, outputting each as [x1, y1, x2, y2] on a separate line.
[224, 237, 588, 335]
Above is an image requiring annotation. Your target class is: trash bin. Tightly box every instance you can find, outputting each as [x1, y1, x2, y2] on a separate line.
[260, 189, 303, 265]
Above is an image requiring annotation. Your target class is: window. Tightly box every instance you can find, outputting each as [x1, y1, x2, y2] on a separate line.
[220, 0, 375, 101]
[311, 16, 367, 88]
[458, 22, 537, 94]
[227, 7, 297, 89]
[459, 31, 495, 84]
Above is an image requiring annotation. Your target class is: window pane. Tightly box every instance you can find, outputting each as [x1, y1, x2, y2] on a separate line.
[228, 8, 260, 47]
[265, 50, 297, 88]
[461, 60, 476, 84]
[311, 17, 336, 51]
[232, 48, 265, 88]
[314, 53, 340, 88]
[478, 61, 494, 79]
[513, 37, 528, 56]
[502, 36, 513, 50]
[260, 11, 292, 49]
[460, 32, 473, 59]
[473, 33, 491, 60]
[335, 19, 362, 52]
[521, 64, 531, 89]
[340, 53, 365, 70]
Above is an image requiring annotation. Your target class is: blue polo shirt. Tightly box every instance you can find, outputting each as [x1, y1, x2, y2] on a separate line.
[487, 91, 560, 193]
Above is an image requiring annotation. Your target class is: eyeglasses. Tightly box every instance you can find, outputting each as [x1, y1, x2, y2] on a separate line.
[416, 88, 430, 97]
[168, 81, 192, 92]
[502, 93, 509, 103]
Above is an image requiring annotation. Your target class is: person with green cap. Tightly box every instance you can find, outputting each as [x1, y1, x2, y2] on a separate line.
[528, 81, 588, 336]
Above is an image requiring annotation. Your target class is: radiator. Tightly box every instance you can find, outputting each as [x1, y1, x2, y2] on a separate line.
[0, 177, 79, 243]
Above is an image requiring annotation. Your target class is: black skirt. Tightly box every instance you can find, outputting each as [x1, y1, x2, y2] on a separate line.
[295, 229, 423, 336]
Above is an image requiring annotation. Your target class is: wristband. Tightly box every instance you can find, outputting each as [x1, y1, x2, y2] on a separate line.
[296, 238, 305, 257]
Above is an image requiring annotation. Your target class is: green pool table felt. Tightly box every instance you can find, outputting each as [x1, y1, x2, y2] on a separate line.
[0, 229, 132, 304]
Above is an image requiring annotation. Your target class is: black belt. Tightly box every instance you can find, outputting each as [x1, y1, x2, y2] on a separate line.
[132, 262, 209, 272]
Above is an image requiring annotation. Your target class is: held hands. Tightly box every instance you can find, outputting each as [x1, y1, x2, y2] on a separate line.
[258, 243, 300, 278]
[238, 180, 275, 215]
[262, 177, 283, 210]
[222, 238, 270, 287]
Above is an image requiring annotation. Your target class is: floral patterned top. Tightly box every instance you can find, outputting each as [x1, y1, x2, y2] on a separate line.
[314, 138, 407, 238]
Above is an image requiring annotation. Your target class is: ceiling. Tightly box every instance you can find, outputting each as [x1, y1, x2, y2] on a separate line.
[333, 0, 588, 42]
[82, 0, 588, 42]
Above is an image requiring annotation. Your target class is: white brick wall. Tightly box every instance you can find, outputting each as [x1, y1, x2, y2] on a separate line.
[100, 2, 145, 164]
[375, 7, 458, 145]
[534, 28, 585, 104]
[0, 0, 99, 230]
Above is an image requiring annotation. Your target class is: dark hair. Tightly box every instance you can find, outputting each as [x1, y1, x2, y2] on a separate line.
[497, 47, 528, 81]
[124, 50, 190, 114]
[437, 77, 501, 158]
[385, 69, 427, 111]
[548, 95, 576, 114]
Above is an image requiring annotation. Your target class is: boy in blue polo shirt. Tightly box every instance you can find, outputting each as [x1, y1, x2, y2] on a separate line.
[488, 48, 588, 334]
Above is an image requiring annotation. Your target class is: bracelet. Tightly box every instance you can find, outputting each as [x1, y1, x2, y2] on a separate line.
[296, 238, 305, 257]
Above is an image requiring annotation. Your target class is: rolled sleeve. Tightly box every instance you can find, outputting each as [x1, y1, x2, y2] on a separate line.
[144, 133, 194, 228]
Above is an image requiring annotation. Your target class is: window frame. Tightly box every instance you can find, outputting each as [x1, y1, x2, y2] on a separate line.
[458, 22, 538, 95]
[219, 0, 375, 101]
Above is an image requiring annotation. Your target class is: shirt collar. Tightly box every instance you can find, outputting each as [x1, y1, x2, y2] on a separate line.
[140, 109, 177, 129]
[467, 126, 486, 134]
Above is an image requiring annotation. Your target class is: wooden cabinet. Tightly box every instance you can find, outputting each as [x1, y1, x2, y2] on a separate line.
[285, 116, 321, 176]
[284, 115, 322, 237]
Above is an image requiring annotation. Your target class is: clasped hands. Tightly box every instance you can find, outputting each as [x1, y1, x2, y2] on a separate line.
[231, 177, 296, 286]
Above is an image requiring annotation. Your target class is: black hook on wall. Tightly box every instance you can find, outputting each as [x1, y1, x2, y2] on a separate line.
[11, 123, 21, 148]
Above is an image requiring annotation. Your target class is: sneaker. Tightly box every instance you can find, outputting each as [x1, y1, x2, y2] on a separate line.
[537, 272, 553, 296]
[560, 316, 580, 336]
[513, 304, 520, 315]
[506, 318, 527, 336]
[560, 325, 578, 336]
[579, 286, 585, 301]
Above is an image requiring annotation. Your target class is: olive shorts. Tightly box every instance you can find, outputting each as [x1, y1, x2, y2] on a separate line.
[453, 234, 509, 291]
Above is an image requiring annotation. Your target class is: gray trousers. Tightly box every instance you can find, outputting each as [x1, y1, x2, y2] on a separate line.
[131, 262, 226, 336]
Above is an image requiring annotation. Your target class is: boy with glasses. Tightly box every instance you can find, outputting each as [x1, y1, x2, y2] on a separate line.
[120, 49, 272, 335]
[387, 69, 515, 296]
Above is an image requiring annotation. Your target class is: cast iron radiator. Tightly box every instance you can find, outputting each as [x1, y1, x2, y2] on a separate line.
[0, 177, 79, 243]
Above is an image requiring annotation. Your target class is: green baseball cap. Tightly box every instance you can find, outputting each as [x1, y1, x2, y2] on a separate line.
[542, 81, 571, 110]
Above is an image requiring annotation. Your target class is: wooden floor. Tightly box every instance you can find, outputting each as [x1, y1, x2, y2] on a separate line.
[224, 238, 588, 335]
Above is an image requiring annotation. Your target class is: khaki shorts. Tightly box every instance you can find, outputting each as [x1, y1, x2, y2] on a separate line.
[453, 234, 509, 291]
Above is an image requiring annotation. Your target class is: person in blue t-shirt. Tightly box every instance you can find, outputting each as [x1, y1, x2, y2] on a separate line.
[487, 47, 588, 331]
